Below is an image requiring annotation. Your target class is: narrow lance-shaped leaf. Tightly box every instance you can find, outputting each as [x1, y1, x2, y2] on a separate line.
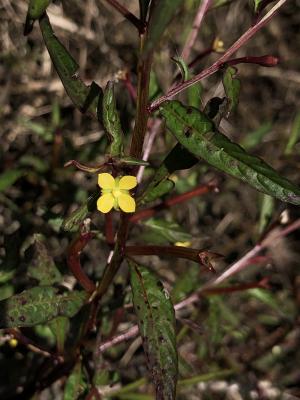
[138, 144, 198, 205]
[24, 0, 51, 35]
[144, 0, 183, 54]
[63, 361, 87, 400]
[0, 286, 88, 328]
[49, 316, 70, 354]
[222, 66, 240, 114]
[129, 260, 178, 400]
[39, 14, 102, 119]
[62, 192, 98, 232]
[102, 81, 124, 157]
[160, 100, 300, 205]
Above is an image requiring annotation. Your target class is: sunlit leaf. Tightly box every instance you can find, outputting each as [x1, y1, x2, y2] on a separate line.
[0, 286, 88, 328]
[129, 260, 178, 400]
[160, 100, 300, 205]
[39, 14, 102, 118]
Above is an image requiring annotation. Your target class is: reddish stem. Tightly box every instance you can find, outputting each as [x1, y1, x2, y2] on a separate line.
[123, 72, 137, 102]
[131, 181, 218, 223]
[105, 213, 115, 245]
[104, 0, 144, 32]
[85, 387, 101, 400]
[67, 232, 96, 293]
[149, 0, 287, 112]
[225, 55, 279, 67]
[125, 245, 221, 272]
[202, 277, 270, 296]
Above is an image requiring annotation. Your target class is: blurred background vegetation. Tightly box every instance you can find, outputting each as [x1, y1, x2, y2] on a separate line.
[0, 0, 300, 399]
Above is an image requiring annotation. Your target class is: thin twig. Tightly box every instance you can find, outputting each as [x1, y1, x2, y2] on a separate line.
[130, 180, 218, 223]
[136, 118, 161, 183]
[149, 0, 288, 111]
[104, 0, 143, 32]
[181, 0, 213, 61]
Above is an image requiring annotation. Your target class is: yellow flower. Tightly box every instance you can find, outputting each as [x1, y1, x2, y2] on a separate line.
[97, 173, 137, 213]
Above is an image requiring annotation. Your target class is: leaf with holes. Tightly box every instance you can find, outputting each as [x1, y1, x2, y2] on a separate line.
[0, 286, 88, 328]
[160, 100, 300, 205]
[129, 260, 178, 400]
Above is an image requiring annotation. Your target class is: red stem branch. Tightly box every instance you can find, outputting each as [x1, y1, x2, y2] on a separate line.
[130, 180, 218, 223]
[67, 232, 96, 293]
[149, 0, 288, 112]
[104, 0, 143, 32]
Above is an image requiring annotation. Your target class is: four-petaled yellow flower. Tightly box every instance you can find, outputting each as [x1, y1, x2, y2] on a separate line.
[97, 173, 137, 213]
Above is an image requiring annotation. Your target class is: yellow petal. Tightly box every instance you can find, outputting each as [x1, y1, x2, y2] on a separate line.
[98, 173, 115, 189]
[119, 175, 137, 190]
[118, 193, 136, 213]
[97, 194, 114, 213]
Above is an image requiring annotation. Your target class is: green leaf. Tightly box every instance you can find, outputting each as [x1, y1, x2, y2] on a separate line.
[102, 81, 124, 157]
[141, 179, 175, 205]
[138, 143, 198, 205]
[160, 100, 300, 205]
[129, 260, 178, 400]
[172, 56, 189, 82]
[63, 361, 87, 400]
[258, 194, 275, 234]
[0, 286, 88, 328]
[144, 0, 183, 54]
[222, 66, 240, 114]
[252, 0, 276, 14]
[49, 316, 70, 353]
[39, 14, 102, 118]
[0, 170, 23, 192]
[62, 192, 98, 232]
[285, 112, 300, 155]
[27, 234, 62, 285]
[24, 0, 51, 35]
[141, 218, 192, 244]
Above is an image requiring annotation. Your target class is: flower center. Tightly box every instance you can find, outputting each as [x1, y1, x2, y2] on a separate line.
[112, 188, 122, 198]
